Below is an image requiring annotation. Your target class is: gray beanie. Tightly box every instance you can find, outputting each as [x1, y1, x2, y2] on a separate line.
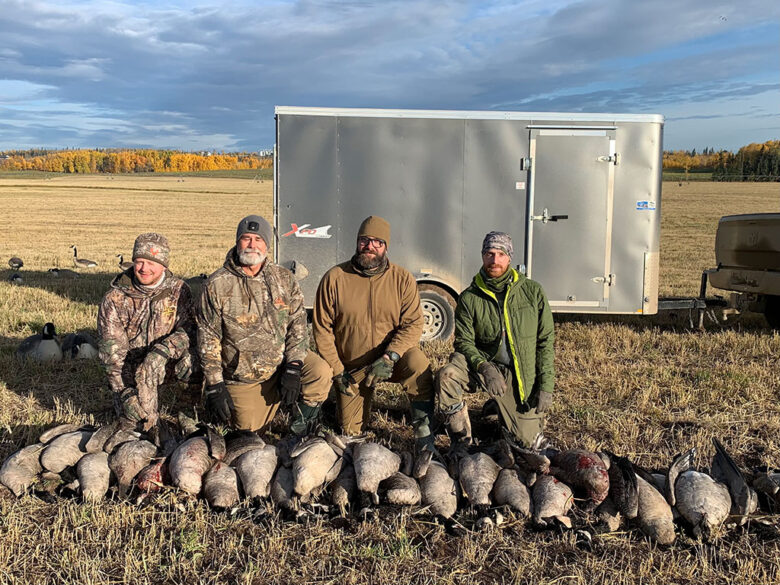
[236, 215, 273, 247]
[133, 232, 170, 268]
[481, 231, 513, 258]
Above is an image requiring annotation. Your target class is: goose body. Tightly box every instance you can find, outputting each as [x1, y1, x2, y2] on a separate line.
[17, 323, 62, 362]
[61, 332, 99, 359]
[532, 475, 573, 528]
[170, 436, 213, 496]
[232, 444, 278, 501]
[353, 442, 401, 505]
[674, 470, 731, 540]
[9, 273, 23, 284]
[70, 245, 98, 268]
[77, 451, 111, 502]
[203, 461, 241, 509]
[109, 439, 158, 497]
[635, 473, 676, 544]
[116, 254, 134, 271]
[48, 268, 79, 278]
[458, 452, 501, 508]
[8, 256, 23, 270]
[492, 467, 532, 517]
[420, 461, 458, 519]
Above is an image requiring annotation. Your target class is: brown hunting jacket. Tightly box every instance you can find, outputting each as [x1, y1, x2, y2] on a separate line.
[312, 260, 424, 375]
[197, 249, 308, 386]
[97, 269, 197, 395]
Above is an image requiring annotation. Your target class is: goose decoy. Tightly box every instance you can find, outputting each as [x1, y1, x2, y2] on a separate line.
[8, 256, 23, 270]
[61, 332, 99, 359]
[116, 254, 134, 271]
[9, 273, 23, 285]
[70, 245, 98, 268]
[48, 267, 79, 278]
[16, 322, 63, 362]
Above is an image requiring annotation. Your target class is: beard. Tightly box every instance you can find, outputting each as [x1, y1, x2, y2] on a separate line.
[354, 248, 386, 270]
[238, 248, 267, 267]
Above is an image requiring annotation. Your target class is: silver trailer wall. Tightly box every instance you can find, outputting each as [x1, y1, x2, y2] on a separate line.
[275, 107, 663, 332]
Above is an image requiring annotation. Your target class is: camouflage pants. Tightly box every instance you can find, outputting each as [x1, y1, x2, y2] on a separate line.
[227, 352, 331, 432]
[436, 352, 543, 447]
[113, 349, 202, 424]
[335, 346, 434, 436]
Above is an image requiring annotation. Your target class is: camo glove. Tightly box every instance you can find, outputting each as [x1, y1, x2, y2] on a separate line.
[333, 372, 357, 397]
[364, 351, 399, 387]
[118, 387, 148, 424]
[478, 361, 506, 398]
[279, 360, 303, 406]
[205, 381, 235, 424]
[534, 390, 553, 414]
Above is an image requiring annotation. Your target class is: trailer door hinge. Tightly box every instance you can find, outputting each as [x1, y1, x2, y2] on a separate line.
[597, 153, 619, 165]
[592, 274, 616, 286]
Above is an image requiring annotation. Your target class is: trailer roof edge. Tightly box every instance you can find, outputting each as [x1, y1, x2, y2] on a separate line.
[275, 106, 664, 124]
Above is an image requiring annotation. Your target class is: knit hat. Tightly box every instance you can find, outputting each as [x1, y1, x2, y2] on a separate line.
[357, 216, 390, 247]
[132, 232, 170, 268]
[481, 231, 513, 258]
[236, 215, 272, 247]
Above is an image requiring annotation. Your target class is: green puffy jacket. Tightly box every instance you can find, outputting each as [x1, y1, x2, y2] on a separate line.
[454, 268, 554, 402]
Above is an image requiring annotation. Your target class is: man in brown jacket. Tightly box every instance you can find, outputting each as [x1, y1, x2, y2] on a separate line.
[198, 215, 331, 436]
[98, 232, 200, 432]
[313, 216, 436, 470]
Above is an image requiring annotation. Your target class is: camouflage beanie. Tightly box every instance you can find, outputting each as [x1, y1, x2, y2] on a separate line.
[358, 215, 391, 247]
[236, 215, 273, 247]
[132, 232, 170, 268]
[481, 231, 513, 258]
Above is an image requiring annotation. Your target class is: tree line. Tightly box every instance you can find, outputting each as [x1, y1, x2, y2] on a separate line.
[0, 149, 271, 174]
[662, 140, 779, 181]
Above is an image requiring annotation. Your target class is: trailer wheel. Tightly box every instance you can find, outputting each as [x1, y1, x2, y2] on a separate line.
[765, 295, 780, 329]
[419, 284, 456, 342]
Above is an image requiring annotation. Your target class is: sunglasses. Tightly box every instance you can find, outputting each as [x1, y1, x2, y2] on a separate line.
[358, 236, 386, 248]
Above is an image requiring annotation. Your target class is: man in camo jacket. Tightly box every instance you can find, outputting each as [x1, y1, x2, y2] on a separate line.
[98, 232, 200, 432]
[197, 215, 331, 435]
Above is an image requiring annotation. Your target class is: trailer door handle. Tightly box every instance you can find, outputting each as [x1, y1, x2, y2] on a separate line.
[549, 214, 568, 222]
[531, 208, 568, 224]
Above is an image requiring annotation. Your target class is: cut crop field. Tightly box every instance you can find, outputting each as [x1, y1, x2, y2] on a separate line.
[0, 176, 779, 585]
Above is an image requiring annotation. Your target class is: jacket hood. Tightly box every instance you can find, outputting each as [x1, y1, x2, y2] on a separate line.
[110, 267, 177, 299]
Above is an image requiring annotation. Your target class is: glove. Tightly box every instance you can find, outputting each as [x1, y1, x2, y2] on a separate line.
[279, 360, 303, 406]
[136, 346, 169, 393]
[205, 381, 235, 424]
[333, 371, 357, 397]
[534, 390, 553, 414]
[478, 361, 506, 398]
[364, 351, 399, 387]
[118, 387, 148, 424]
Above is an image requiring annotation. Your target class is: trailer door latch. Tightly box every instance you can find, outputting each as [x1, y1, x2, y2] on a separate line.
[592, 274, 616, 286]
[531, 208, 569, 224]
[597, 153, 620, 165]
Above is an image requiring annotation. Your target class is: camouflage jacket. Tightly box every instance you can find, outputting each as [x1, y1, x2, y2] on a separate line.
[197, 248, 308, 385]
[97, 269, 197, 394]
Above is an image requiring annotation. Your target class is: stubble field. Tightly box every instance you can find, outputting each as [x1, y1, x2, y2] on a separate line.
[0, 175, 779, 585]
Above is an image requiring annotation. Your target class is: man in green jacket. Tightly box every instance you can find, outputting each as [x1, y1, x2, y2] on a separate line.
[436, 231, 554, 451]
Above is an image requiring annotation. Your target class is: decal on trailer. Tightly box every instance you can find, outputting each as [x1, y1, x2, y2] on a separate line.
[636, 200, 656, 211]
[281, 223, 333, 238]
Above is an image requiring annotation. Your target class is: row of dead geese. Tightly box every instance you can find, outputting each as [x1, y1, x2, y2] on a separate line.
[1, 414, 778, 542]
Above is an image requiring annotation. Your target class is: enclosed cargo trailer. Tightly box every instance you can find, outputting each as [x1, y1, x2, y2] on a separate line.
[274, 106, 664, 340]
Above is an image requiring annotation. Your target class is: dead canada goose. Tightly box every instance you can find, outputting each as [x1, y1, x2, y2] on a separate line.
[291, 436, 341, 501]
[77, 451, 111, 503]
[419, 461, 459, 519]
[169, 436, 213, 496]
[9, 272, 23, 284]
[603, 450, 639, 519]
[532, 475, 574, 528]
[109, 439, 158, 497]
[0, 443, 45, 496]
[61, 332, 99, 359]
[8, 256, 23, 270]
[70, 245, 98, 268]
[331, 460, 357, 516]
[48, 267, 79, 278]
[491, 467, 532, 517]
[203, 461, 241, 509]
[458, 452, 501, 511]
[116, 254, 134, 271]
[353, 442, 401, 505]
[550, 449, 610, 509]
[634, 469, 676, 545]
[232, 444, 278, 503]
[710, 437, 758, 521]
[39, 429, 94, 474]
[16, 322, 63, 362]
[380, 471, 422, 506]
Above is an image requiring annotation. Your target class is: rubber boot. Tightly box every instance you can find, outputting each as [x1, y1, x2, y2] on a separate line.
[289, 402, 322, 436]
[410, 400, 439, 478]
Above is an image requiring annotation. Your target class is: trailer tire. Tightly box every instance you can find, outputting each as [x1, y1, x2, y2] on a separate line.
[419, 284, 456, 342]
[765, 295, 780, 329]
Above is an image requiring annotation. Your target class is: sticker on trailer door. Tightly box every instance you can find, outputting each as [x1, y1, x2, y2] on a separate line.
[281, 223, 333, 238]
[636, 200, 656, 210]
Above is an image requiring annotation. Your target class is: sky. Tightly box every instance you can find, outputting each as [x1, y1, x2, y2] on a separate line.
[0, 0, 778, 152]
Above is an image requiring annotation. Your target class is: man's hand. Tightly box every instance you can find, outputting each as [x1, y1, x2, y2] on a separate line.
[534, 390, 553, 414]
[333, 371, 358, 397]
[118, 387, 148, 424]
[279, 360, 303, 406]
[364, 351, 399, 387]
[478, 361, 506, 398]
[205, 382, 235, 424]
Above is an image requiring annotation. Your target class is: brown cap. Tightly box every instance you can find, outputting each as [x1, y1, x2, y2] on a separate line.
[132, 232, 170, 268]
[357, 215, 390, 246]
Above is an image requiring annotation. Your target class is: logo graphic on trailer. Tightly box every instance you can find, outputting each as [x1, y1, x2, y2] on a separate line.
[282, 224, 333, 238]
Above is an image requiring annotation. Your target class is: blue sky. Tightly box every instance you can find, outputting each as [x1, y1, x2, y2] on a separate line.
[0, 0, 777, 152]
